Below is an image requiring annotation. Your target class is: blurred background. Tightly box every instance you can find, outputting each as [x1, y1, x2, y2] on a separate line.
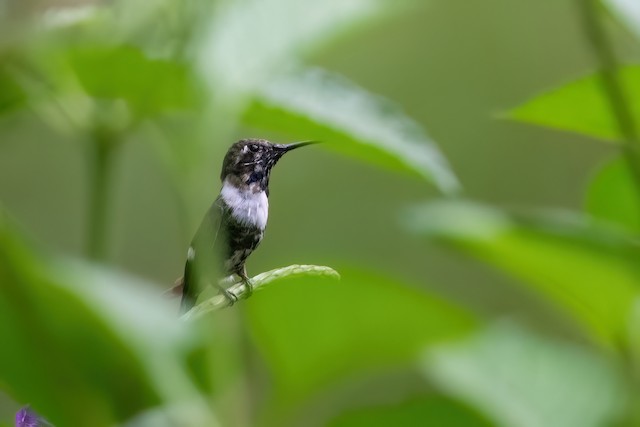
[1, 0, 640, 426]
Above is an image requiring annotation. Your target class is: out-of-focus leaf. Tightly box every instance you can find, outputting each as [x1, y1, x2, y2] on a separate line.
[41, 5, 97, 29]
[244, 68, 460, 194]
[245, 268, 476, 422]
[68, 45, 201, 117]
[0, 214, 217, 426]
[0, 65, 26, 113]
[403, 200, 640, 349]
[422, 323, 625, 427]
[586, 156, 640, 233]
[507, 66, 640, 142]
[327, 395, 492, 427]
[606, 0, 640, 39]
[110, 1, 180, 40]
[197, 0, 390, 97]
[192, 0, 398, 170]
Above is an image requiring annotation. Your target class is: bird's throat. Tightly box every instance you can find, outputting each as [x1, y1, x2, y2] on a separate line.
[220, 179, 269, 230]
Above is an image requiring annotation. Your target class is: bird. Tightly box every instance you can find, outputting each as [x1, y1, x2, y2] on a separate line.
[176, 138, 317, 313]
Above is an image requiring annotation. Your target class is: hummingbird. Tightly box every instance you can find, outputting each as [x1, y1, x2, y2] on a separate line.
[177, 138, 317, 312]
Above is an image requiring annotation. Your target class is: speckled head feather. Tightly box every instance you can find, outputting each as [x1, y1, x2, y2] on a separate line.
[220, 138, 317, 193]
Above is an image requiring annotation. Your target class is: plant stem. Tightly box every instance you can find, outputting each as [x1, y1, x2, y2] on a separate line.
[86, 126, 117, 261]
[578, 4, 640, 421]
[578, 0, 640, 196]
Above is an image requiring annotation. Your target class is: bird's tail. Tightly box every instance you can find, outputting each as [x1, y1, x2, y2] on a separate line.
[180, 289, 195, 314]
[179, 260, 196, 314]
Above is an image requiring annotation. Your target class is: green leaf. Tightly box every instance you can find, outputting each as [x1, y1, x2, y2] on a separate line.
[68, 45, 201, 117]
[191, 0, 407, 173]
[0, 64, 26, 113]
[245, 68, 460, 194]
[183, 264, 340, 319]
[327, 395, 492, 427]
[507, 66, 640, 142]
[403, 200, 640, 349]
[422, 323, 625, 427]
[197, 0, 390, 97]
[245, 268, 476, 422]
[0, 213, 217, 426]
[585, 156, 640, 233]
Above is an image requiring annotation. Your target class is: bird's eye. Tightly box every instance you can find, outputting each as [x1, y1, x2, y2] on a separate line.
[248, 144, 259, 152]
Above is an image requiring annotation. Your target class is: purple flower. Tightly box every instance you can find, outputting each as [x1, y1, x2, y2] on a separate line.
[15, 406, 50, 427]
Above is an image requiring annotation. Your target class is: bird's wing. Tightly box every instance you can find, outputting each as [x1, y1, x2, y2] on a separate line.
[180, 197, 227, 312]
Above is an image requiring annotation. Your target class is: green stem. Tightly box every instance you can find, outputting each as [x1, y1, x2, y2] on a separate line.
[578, 0, 640, 197]
[578, 3, 640, 420]
[86, 127, 117, 261]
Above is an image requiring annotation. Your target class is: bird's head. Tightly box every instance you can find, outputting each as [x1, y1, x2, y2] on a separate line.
[220, 138, 317, 192]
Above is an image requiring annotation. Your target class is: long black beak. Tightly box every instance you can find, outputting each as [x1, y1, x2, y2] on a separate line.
[279, 140, 320, 152]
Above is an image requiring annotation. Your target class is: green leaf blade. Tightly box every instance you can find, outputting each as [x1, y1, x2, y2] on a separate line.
[422, 323, 625, 427]
[507, 66, 640, 142]
[328, 395, 492, 427]
[245, 268, 476, 422]
[0, 214, 217, 426]
[404, 200, 640, 349]
[0, 65, 26, 114]
[585, 156, 640, 233]
[196, 0, 388, 97]
[246, 68, 460, 194]
[68, 45, 201, 117]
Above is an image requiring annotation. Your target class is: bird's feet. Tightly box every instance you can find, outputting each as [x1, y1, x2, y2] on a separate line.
[215, 284, 238, 306]
[242, 277, 255, 298]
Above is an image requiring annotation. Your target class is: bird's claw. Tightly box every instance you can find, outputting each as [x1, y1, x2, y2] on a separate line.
[216, 284, 238, 306]
[243, 278, 254, 297]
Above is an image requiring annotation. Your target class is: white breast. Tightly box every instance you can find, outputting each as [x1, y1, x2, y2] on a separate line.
[221, 179, 269, 229]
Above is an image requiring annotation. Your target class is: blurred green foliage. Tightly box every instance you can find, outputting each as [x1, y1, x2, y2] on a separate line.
[586, 157, 640, 232]
[508, 65, 640, 142]
[1, 0, 640, 426]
